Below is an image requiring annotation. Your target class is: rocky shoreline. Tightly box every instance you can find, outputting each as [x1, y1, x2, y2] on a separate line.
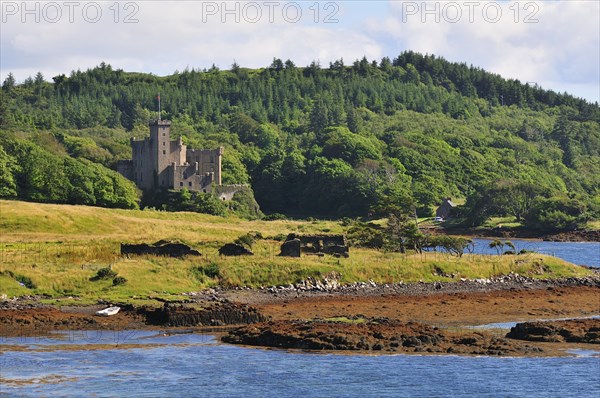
[507, 319, 600, 344]
[222, 318, 599, 356]
[444, 227, 600, 242]
[221, 272, 600, 303]
[0, 300, 265, 337]
[3, 273, 598, 313]
[2, 275, 599, 357]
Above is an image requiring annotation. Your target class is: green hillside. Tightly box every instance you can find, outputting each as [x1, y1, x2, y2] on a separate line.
[0, 200, 591, 303]
[1, 52, 599, 229]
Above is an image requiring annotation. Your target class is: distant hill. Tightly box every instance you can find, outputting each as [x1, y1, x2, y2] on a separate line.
[1, 52, 598, 223]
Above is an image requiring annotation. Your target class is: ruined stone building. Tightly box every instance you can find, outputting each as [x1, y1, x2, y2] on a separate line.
[435, 198, 456, 220]
[117, 119, 224, 194]
[279, 234, 349, 258]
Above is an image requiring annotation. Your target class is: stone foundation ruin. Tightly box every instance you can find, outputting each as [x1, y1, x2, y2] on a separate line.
[121, 241, 201, 257]
[279, 234, 349, 258]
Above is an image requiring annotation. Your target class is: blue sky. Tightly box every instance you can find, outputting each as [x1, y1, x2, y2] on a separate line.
[1, 0, 598, 103]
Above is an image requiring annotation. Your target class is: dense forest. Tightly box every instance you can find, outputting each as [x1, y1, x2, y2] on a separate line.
[1, 52, 599, 230]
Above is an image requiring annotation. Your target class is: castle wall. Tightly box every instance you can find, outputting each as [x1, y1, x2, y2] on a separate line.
[214, 184, 247, 201]
[121, 120, 224, 195]
[186, 148, 223, 186]
[116, 160, 133, 181]
[131, 139, 155, 191]
[172, 164, 214, 192]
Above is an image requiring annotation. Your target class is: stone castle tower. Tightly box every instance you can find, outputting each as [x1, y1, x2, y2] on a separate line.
[118, 120, 223, 193]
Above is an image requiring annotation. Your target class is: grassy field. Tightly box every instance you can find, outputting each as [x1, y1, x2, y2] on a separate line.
[588, 220, 600, 230]
[0, 200, 593, 305]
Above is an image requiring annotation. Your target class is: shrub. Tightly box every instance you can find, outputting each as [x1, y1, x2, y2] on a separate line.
[426, 235, 473, 257]
[347, 222, 385, 248]
[148, 189, 228, 217]
[270, 233, 287, 241]
[196, 262, 220, 279]
[15, 274, 36, 289]
[229, 188, 263, 219]
[192, 192, 228, 217]
[90, 267, 117, 281]
[339, 217, 354, 226]
[248, 230, 264, 240]
[0, 271, 36, 289]
[112, 276, 127, 286]
[235, 234, 255, 249]
[263, 213, 287, 221]
[525, 196, 588, 232]
[416, 205, 434, 217]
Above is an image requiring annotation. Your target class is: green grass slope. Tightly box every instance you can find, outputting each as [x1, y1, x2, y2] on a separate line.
[0, 200, 592, 305]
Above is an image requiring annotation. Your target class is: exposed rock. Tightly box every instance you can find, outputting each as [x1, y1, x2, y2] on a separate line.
[218, 243, 254, 256]
[143, 302, 266, 326]
[222, 319, 537, 356]
[121, 241, 201, 257]
[506, 319, 600, 343]
[456, 337, 479, 346]
[544, 230, 600, 243]
[255, 273, 600, 298]
[402, 336, 422, 347]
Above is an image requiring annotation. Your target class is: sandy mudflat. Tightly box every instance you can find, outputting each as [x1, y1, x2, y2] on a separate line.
[1, 279, 599, 356]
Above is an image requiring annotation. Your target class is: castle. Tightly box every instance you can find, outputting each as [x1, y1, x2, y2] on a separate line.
[117, 119, 224, 194]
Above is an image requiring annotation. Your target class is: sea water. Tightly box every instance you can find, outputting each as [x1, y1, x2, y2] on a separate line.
[1, 331, 599, 397]
[2, 241, 598, 397]
[470, 239, 600, 268]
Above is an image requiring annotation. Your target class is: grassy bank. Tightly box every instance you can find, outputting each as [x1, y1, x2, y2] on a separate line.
[0, 200, 593, 305]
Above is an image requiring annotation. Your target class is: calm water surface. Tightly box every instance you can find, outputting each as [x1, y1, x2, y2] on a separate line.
[2, 241, 598, 397]
[470, 238, 600, 268]
[1, 331, 599, 397]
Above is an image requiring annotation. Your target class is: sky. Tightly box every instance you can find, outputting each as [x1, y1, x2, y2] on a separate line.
[1, 0, 599, 103]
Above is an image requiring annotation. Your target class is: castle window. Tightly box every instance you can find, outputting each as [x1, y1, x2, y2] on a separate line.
[179, 182, 183, 187]
[162, 142, 165, 146]
[188, 182, 192, 187]
[163, 150, 166, 155]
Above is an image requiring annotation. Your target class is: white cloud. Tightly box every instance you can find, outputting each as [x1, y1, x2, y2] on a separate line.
[1, 1, 382, 79]
[1, 0, 598, 102]
[367, 0, 599, 102]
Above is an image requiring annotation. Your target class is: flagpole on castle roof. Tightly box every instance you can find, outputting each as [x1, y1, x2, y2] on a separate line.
[157, 94, 161, 121]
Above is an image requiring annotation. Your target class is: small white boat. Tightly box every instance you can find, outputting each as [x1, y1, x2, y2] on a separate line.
[95, 306, 120, 316]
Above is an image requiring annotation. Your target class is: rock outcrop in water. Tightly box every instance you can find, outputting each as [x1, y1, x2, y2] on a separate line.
[506, 319, 600, 343]
[222, 319, 543, 356]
